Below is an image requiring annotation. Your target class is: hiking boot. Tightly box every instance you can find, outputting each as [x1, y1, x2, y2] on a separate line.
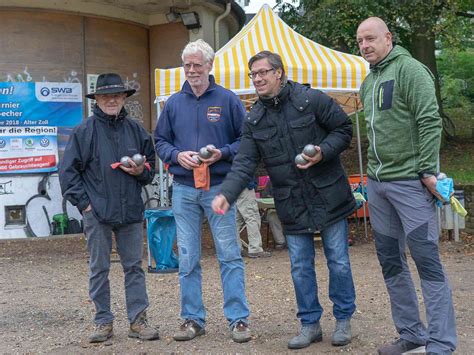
[378, 338, 425, 355]
[128, 311, 160, 341]
[89, 323, 113, 343]
[173, 319, 205, 341]
[248, 251, 272, 258]
[288, 323, 323, 349]
[331, 319, 351, 346]
[232, 320, 251, 343]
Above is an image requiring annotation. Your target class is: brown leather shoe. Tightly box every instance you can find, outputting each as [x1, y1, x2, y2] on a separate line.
[128, 311, 159, 341]
[89, 323, 113, 343]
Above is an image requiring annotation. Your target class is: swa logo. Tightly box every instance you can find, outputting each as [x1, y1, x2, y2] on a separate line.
[0, 139, 6, 148]
[40, 87, 73, 96]
[40, 87, 50, 96]
[40, 138, 50, 147]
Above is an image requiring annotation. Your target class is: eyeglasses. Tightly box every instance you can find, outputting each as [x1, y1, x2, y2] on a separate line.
[183, 62, 204, 71]
[247, 68, 275, 79]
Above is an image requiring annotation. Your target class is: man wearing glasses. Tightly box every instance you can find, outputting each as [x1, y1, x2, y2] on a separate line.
[213, 51, 357, 350]
[154, 39, 251, 343]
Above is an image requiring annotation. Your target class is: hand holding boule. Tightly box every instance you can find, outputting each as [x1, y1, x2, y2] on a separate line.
[120, 156, 131, 167]
[131, 153, 145, 166]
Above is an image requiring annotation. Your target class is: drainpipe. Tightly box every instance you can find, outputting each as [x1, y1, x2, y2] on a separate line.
[214, 1, 231, 50]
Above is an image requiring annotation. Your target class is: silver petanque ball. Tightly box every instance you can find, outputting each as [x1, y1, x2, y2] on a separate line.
[131, 153, 145, 166]
[295, 154, 308, 165]
[206, 144, 216, 151]
[199, 147, 212, 159]
[192, 155, 202, 165]
[303, 144, 317, 157]
[120, 156, 131, 167]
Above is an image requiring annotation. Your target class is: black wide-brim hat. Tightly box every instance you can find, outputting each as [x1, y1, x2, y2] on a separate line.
[86, 73, 136, 99]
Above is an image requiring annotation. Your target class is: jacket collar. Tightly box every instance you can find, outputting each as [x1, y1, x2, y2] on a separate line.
[247, 81, 310, 125]
[93, 104, 127, 123]
[181, 75, 217, 98]
[370, 45, 411, 72]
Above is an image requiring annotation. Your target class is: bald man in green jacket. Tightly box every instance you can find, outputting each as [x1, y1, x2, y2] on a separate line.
[357, 17, 457, 355]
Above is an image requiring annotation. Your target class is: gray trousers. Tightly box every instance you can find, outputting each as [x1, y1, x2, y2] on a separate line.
[367, 179, 456, 354]
[83, 211, 149, 325]
[236, 187, 264, 253]
[266, 209, 286, 246]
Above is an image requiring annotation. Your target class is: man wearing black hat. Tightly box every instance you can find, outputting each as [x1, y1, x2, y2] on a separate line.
[60, 73, 159, 343]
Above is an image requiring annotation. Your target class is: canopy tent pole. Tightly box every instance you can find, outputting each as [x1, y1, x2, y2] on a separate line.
[355, 105, 369, 239]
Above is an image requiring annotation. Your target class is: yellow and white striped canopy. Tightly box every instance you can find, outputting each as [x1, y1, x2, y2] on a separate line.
[155, 4, 369, 103]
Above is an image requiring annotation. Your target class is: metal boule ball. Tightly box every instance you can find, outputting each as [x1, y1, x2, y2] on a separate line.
[295, 154, 308, 165]
[131, 153, 145, 166]
[192, 155, 202, 165]
[206, 144, 216, 151]
[120, 156, 131, 167]
[199, 147, 212, 159]
[303, 144, 317, 157]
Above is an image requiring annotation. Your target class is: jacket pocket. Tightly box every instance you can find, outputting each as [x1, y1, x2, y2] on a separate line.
[288, 114, 317, 149]
[311, 174, 353, 214]
[252, 126, 282, 158]
[272, 186, 294, 224]
[378, 80, 394, 111]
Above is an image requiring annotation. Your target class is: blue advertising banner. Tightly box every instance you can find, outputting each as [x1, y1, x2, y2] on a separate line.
[0, 126, 59, 174]
[0, 82, 82, 127]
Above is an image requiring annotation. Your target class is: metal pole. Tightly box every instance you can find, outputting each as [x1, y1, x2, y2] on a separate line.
[355, 108, 368, 239]
[156, 100, 165, 207]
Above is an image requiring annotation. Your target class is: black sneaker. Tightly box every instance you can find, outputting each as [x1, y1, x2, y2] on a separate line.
[173, 319, 205, 341]
[378, 338, 424, 355]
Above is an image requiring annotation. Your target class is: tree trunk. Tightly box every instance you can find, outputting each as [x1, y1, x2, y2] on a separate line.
[410, 33, 443, 112]
[410, 31, 455, 138]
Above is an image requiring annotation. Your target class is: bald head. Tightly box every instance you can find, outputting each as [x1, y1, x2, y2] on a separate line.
[357, 17, 393, 65]
[358, 17, 390, 34]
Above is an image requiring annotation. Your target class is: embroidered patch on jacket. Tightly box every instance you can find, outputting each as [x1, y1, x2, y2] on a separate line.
[207, 106, 222, 122]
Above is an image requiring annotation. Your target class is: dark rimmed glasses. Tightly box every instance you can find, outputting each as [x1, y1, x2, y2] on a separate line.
[247, 68, 275, 79]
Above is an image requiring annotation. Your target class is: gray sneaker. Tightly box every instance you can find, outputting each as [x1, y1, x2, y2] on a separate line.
[174, 319, 205, 341]
[89, 323, 113, 343]
[128, 311, 160, 341]
[232, 320, 251, 343]
[378, 338, 424, 355]
[288, 323, 323, 349]
[331, 319, 351, 346]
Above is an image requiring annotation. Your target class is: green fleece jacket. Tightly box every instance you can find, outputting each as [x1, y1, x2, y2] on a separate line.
[359, 45, 442, 181]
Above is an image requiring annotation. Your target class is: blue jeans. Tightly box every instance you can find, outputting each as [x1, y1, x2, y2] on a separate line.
[83, 210, 149, 325]
[286, 219, 356, 325]
[172, 182, 250, 328]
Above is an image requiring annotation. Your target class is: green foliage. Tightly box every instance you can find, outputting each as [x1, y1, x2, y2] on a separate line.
[277, 0, 472, 54]
[438, 49, 474, 103]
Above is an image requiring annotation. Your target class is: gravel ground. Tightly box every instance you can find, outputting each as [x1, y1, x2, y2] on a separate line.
[0, 229, 472, 354]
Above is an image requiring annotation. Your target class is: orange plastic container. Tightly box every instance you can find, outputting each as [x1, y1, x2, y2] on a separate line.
[348, 174, 369, 218]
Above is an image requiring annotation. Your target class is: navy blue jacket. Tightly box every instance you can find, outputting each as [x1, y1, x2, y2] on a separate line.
[59, 105, 155, 224]
[154, 76, 245, 187]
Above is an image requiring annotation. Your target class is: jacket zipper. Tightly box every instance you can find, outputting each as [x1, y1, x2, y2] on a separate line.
[370, 72, 383, 182]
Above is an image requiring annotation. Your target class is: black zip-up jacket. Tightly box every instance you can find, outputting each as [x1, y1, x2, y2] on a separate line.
[59, 105, 155, 224]
[220, 81, 355, 234]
